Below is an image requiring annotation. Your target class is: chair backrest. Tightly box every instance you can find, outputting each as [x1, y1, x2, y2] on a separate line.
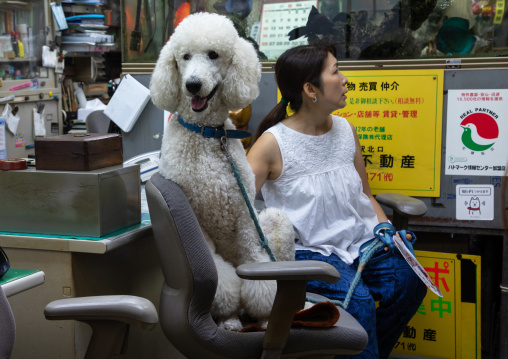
[86, 110, 112, 133]
[0, 285, 15, 359]
[146, 174, 266, 359]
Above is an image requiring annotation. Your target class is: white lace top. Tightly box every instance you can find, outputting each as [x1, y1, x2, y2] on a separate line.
[261, 115, 379, 265]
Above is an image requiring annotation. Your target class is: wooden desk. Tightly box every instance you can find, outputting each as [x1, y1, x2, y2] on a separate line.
[0, 218, 181, 359]
[0, 269, 45, 297]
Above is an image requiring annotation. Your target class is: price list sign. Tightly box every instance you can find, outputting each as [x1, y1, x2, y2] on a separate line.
[258, 0, 317, 60]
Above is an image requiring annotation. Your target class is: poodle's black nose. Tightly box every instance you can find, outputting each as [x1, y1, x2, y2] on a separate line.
[186, 77, 202, 95]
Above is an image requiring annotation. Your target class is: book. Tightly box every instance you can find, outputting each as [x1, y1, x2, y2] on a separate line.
[61, 33, 114, 44]
[60, 43, 113, 52]
[103, 74, 150, 133]
[4, 11, 14, 33]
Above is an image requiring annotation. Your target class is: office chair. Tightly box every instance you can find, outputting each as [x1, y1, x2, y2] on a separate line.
[0, 285, 15, 359]
[145, 172, 369, 359]
[86, 110, 113, 133]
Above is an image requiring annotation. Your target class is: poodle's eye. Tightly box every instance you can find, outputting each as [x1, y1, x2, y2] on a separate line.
[208, 51, 219, 60]
[183, 54, 191, 60]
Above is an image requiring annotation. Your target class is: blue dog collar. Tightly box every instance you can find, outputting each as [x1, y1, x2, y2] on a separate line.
[177, 115, 251, 139]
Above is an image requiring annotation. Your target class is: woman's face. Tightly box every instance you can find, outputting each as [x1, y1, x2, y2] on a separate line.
[317, 52, 348, 110]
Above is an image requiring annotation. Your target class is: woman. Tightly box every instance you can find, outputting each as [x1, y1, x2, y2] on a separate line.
[247, 44, 426, 358]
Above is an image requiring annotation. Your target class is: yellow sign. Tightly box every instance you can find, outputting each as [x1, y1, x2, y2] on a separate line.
[336, 70, 444, 197]
[391, 251, 481, 358]
[494, 0, 505, 24]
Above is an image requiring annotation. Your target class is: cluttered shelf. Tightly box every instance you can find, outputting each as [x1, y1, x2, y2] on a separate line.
[53, 0, 123, 133]
[55, 0, 120, 55]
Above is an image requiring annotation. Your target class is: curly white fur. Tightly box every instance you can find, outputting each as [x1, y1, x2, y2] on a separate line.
[150, 13, 295, 329]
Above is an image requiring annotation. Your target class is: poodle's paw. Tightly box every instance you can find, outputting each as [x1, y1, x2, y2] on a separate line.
[210, 255, 242, 319]
[258, 207, 295, 261]
[257, 318, 269, 330]
[304, 301, 314, 310]
[218, 316, 243, 332]
[241, 279, 277, 320]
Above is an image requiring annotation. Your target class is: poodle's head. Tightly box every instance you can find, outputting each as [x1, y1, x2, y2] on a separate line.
[150, 13, 261, 124]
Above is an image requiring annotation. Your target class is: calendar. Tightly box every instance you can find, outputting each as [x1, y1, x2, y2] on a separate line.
[258, 0, 317, 60]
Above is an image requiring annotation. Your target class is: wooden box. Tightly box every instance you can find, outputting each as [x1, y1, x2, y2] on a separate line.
[35, 133, 123, 171]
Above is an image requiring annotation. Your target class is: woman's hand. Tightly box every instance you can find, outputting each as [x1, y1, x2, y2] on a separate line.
[382, 228, 412, 252]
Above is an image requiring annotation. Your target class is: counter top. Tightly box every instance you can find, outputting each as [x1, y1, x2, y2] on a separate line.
[0, 269, 45, 297]
[0, 217, 152, 254]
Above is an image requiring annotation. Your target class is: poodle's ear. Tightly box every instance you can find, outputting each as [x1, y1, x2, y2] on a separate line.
[149, 40, 181, 112]
[221, 37, 261, 110]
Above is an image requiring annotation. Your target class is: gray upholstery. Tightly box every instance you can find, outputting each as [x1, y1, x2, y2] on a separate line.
[0, 286, 15, 359]
[146, 173, 368, 358]
[86, 110, 112, 133]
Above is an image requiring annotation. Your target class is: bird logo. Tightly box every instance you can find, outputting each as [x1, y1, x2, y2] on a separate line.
[460, 112, 499, 152]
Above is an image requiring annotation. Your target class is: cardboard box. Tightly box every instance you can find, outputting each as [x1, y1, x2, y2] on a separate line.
[0, 165, 140, 237]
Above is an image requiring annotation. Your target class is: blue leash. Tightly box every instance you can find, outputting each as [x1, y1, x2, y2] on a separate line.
[176, 115, 275, 261]
[306, 223, 415, 309]
[220, 137, 277, 262]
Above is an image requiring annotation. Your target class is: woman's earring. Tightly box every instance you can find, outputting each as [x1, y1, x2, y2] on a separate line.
[313, 97, 317, 103]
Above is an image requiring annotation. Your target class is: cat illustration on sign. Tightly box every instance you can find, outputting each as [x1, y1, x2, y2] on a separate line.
[467, 197, 481, 215]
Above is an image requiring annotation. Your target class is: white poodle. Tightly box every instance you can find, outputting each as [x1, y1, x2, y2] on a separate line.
[150, 12, 295, 330]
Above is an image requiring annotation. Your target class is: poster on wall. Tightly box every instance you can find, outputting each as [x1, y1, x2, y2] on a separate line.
[456, 184, 494, 221]
[336, 69, 444, 197]
[392, 251, 481, 359]
[445, 89, 507, 176]
[258, 0, 316, 60]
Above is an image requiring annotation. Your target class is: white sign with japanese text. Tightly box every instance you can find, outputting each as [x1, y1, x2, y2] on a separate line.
[445, 89, 508, 176]
[456, 184, 494, 220]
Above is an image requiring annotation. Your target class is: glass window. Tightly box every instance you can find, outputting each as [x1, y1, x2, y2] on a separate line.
[122, 0, 508, 63]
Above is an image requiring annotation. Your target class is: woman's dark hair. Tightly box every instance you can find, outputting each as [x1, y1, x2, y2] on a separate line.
[252, 43, 336, 143]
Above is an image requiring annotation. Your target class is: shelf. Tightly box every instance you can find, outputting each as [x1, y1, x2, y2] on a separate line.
[0, 57, 38, 63]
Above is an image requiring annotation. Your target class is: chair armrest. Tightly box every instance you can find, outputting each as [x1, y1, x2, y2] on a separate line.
[375, 193, 427, 218]
[237, 261, 340, 358]
[236, 260, 340, 284]
[44, 295, 158, 330]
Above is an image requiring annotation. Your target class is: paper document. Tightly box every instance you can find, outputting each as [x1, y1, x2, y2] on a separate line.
[0, 117, 7, 160]
[392, 235, 443, 297]
[104, 74, 150, 133]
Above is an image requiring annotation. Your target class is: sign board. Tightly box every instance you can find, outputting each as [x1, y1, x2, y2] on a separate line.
[337, 70, 444, 197]
[445, 89, 507, 177]
[391, 251, 481, 359]
[456, 184, 495, 221]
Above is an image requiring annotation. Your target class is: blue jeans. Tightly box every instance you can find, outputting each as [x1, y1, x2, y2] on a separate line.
[295, 250, 427, 359]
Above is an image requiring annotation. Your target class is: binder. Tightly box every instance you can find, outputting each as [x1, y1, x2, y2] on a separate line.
[103, 74, 150, 133]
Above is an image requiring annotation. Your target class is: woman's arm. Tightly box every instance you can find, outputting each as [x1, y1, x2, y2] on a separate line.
[247, 132, 282, 194]
[350, 123, 389, 223]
